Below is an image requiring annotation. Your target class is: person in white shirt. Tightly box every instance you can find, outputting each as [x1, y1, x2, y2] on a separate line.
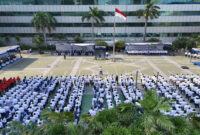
[99, 66, 103, 75]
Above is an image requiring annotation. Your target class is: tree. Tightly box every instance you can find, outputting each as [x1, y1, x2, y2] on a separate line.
[169, 116, 193, 135]
[95, 39, 108, 48]
[135, 1, 160, 41]
[139, 90, 174, 135]
[194, 35, 200, 48]
[0, 121, 24, 135]
[115, 40, 126, 51]
[32, 35, 44, 53]
[102, 123, 131, 135]
[172, 37, 188, 50]
[31, 11, 57, 46]
[4, 35, 10, 45]
[74, 35, 84, 43]
[38, 109, 74, 135]
[0, 40, 4, 47]
[82, 7, 105, 43]
[14, 35, 21, 45]
[186, 39, 196, 51]
[41, 109, 74, 124]
[65, 123, 92, 135]
[172, 37, 196, 51]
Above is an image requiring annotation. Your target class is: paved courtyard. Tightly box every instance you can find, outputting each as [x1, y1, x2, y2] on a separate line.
[0, 53, 199, 79]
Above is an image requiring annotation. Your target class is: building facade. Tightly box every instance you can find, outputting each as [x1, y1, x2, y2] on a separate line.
[0, 0, 200, 44]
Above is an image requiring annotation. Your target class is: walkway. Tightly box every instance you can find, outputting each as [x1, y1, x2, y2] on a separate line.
[42, 56, 62, 76]
[70, 58, 82, 76]
[145, 58, 168, 79]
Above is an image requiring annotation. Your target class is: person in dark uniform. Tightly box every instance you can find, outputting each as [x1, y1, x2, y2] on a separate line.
[64, 52, 66, 60]
[115, 75, 118, 84]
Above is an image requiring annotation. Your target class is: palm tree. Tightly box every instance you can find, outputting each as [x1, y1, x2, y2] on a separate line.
[38, 109, 74, 135]
[14, 35, 21, 45]
[41, 109, 74, 124]
[31, 11, 57, 46]
[0, 121, 22, 135]
[65, 122, 92, 135]
[135, 0, 160, 42]
[139, 90, 174, 135]
[81, 7, 105, 44]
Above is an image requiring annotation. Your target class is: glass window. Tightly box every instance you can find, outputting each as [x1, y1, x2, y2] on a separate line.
[1, 11, 200, 16]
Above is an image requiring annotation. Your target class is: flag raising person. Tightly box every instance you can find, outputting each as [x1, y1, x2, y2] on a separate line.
[113, 9, 127, 61]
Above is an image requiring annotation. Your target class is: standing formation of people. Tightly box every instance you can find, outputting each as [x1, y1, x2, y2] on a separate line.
[0, 73, 199, 128]
[0, 77, 20, 93]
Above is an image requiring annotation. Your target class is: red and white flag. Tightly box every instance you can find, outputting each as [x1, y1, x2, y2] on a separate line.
[115, 8, 127, 20]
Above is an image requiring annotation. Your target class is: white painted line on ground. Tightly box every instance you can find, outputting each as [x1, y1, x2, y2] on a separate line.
[42, 56, 62, 76]
[145, 58, 168, 79]
[70, 58, 82, 76]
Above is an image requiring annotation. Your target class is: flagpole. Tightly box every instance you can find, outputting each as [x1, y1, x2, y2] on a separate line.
[113, 14, 116, 62]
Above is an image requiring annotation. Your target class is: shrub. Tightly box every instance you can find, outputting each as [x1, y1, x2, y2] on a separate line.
[146, 38, 161, 42]
[20, 44, 32, 50]
[74, 36, 84, 43]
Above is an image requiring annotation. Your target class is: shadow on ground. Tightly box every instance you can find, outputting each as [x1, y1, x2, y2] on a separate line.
[3, 58, 38, 71]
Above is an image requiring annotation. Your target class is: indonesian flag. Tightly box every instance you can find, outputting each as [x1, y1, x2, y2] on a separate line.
[115, 8, 127, 20]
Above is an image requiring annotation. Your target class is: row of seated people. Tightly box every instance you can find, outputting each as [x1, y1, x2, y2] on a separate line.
[89, 78, 106, 116]
[170, 74, 200, 108]
[0, 55, 19, 70]
[105, 79, 121, 110]
[0, 76, 60, 128]
[64, 79, 84, 124]
[169, 74, 199, 83]
[141, 74, 198, 117]
[126, 50, 168, 55]
[50, 78, 71, 113]
[185, 52, 200, 59]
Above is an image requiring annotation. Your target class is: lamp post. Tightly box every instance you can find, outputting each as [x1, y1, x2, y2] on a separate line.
[136, 71, 138, 88]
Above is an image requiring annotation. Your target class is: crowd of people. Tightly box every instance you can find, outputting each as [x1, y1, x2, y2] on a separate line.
[170, 74, 200, 109]
[185, 52, 200, 59]
[141, 74, 199, 117]
[56, 45, 94, 56]
[0, 73, 199, 128]
[0, 77, 20, 92]
[0, 54, 19, 70]
[125, 45, 168, 55]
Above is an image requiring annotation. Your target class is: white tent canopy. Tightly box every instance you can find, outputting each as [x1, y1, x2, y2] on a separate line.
[125, 42, 172, 46]
[0, 45, 19, 55]
[71, 43, 95, 46]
